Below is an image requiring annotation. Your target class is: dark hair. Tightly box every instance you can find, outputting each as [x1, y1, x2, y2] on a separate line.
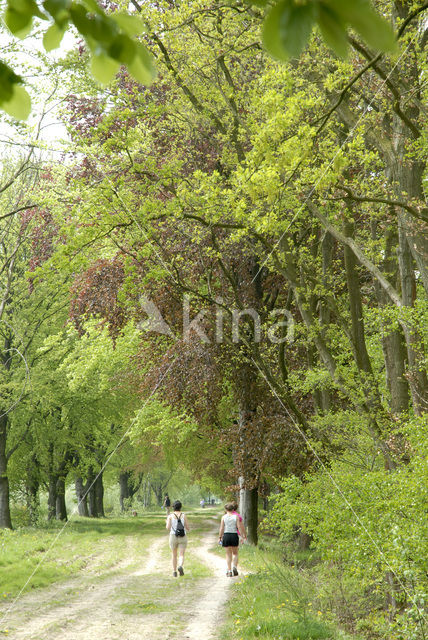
[173, 500, 182, 511]
[225, 502, 235, 512]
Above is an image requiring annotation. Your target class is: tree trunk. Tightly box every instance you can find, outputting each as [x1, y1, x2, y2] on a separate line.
[56, 476, 67, 521]
[150, 482, 163, 506]
[87, 467, 98, 518]
[95, 472, 105, 517]
[119, 471, 131, 512]
[48, 474, 57, 521]
[372, 224, 410, 415]
[236, 361, 259, 545]
[25, 473, 39, 526]
[397, 225, 428, 415]
[239, 480, 258, 545]
[0, 415, 12, 529]
[75, 477, 89, 517]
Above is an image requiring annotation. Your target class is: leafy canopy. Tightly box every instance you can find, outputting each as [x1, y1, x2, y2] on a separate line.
[0, 0, 155, 119]
[0, 0, 397, 120]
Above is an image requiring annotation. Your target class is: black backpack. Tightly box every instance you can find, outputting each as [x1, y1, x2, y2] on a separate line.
[174, 513, 186, 537]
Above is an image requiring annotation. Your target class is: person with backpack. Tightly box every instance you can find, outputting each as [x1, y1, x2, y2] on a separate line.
[163, 493, 171, 515]
[218, 502, 247, 576]
[166, 500, 189, 577]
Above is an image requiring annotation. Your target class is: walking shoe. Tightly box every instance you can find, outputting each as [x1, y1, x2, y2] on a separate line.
[173, 571, 178, 577]
[226, 570, 232, 577]
[178, 566, 184, 576]
[232, 566, 238, 576]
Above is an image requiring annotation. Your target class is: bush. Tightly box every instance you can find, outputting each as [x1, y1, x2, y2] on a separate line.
[266, 417, 428, 639]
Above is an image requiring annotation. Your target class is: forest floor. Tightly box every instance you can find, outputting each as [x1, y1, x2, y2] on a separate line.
[0, 510, 235, 640]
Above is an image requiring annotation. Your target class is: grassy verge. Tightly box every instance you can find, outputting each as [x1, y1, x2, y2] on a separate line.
[0, 513, 163, 599]
[0, 508, 219, 600]
[218, 538, 362, 640]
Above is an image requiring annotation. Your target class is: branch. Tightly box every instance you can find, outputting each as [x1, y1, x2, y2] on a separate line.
[0, 203, 37, 221]
[349, 38, 422, 138]
[317, 1, 428, 136]
[334, 185, 428, 223]
[306, 200, 403, 308]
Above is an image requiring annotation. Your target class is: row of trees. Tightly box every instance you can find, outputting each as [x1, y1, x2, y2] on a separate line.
[0, 0, 426, 637]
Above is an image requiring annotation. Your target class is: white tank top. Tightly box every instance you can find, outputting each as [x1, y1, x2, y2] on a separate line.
[170, 513, 186, 536]
[223, 513, 238, 534]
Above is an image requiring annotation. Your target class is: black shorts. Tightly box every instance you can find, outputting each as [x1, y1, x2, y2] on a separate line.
[222, 533, 239, 547]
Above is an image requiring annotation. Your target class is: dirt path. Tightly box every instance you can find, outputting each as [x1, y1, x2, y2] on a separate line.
[184, 536, 232, 640]
[0, 521, 236, 640]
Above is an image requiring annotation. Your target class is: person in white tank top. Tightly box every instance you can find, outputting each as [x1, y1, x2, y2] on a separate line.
[218, 502, 247, 576]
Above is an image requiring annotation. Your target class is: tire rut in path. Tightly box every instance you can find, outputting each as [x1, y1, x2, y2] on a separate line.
[2, 538, 166, 640]
[2, 521, 238, 640]
[183, 531, 234, 640]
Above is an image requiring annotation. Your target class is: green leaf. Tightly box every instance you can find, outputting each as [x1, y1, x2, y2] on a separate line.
[108, 35, 136, 65]
[43, 0, 70, 27]
[69, 3, 93, 36]
[4, 7, 33, 37]
[111, 12, 146, 36]
[90, 51, 120, 85]
[318, 3, 348, 58]
[91, 14, 118, 44]
[128, 42, 155, 86]
[263, 0, 317, 61]
[0, 61, 22, 103]
[327, 0, 397, 52]
[81, 0, 103, 14]
[43, 22, 66, 51]
[2, 84, 31, 120]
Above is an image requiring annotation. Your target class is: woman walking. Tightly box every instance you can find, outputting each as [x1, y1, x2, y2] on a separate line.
[163, 493, 171, 515]
[166, 500, 189, 577]
[219, 502, 247, 576]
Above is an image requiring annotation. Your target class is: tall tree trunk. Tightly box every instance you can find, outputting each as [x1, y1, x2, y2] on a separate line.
[25, 471, 39, 526]
[119, 471, 130, 512]
[95, 472, 105, 517]
[397, 225, 428, 415]
[236, 361, 259, 545]
[87, 467, 98, 518]
[48, 474, 57, 521]
[56, 476, 67, 521]
[372, 224, 410, 415]
[343, 219, 396, 469]
[0, 415, 12, 529]
[239, 480, 258, 545]
[75, 477, 89, 517]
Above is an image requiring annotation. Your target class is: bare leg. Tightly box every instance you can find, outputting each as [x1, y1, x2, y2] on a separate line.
[171, 547, 178, 572]
[225, 547, 233, 572]
[232, 547, 239, 568]
[178, 547, 186, 568]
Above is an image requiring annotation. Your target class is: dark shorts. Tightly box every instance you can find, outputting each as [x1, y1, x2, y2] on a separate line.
[222, 533, 239, 547]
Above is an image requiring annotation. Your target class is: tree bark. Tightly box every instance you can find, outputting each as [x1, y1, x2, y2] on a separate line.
[95, 472, 105, 517]
[239, 480, 258, 545]
[56, 476, 67, 521]
[0, 415, 12, 529]
[397, 225, 428, 415]
[75, 477, 89, 517]
[87, 467, 98, 518]
[48, 474, 57, 521]
[236, 361, 259, 545]
[25, 466, 40, 526]
[372, 224, 410, 415]
[119, 471, 130, 512]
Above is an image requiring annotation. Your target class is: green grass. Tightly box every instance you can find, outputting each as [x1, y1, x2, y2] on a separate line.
[219, 538, 361, 640]
[119, 601, 166, 614]
[0, 508, 219, 601]
[0, 515, 161, 599]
